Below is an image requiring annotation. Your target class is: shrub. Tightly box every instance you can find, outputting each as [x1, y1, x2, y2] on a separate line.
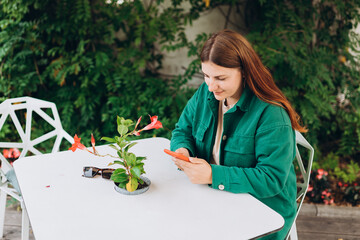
[0, 0, 199, 144]
[243, 0, 360, 163]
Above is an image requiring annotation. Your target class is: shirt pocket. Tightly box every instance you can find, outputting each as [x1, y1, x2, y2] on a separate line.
[223, 135, 256, 168]
[193, 122, 208, 158]
[193, 121, 208, 142]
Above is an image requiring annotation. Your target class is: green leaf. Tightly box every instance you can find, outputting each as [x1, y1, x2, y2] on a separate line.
[111, 172, 128, 183]
[109, 160, 125, 167]
[125, 142, 137, 152]
[136, 156, 146, 162]
[113, 168, 126, 174]
[135, 37, 141, 46]
[118, 182, 127, 189]
[136, 162, 144, 168]
[134, 163, 144, 172]
[100, 137, 116, 143]
[117, 151, 124, 159]
[108, 144, 119, 151]
[121, 119, 133, 126]
[117, 125, 128, 136]
[137, 164, 145, 174]
[131, 166, 141, 178]
[118, 141, 128, 149]
[117, 116, 124, 126]
[127, 153, 136, 166]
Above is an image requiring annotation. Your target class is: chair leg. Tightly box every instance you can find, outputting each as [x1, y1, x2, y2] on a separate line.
[289, 222, 298, 240]
[0, 189, 7, 238]
[21, 202, 30, 240]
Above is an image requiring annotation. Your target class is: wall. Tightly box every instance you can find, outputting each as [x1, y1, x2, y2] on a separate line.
[158, 3, 246, 88]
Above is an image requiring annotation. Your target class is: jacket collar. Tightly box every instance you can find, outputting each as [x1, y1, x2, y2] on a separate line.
[233, 85, 252, 112]
[207, 85, 252, 113]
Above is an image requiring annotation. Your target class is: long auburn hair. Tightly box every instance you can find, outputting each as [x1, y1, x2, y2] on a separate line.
[201, 29, 307, 133]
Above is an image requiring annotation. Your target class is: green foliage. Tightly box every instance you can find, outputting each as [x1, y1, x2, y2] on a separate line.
[313, 151, 359, 184]
[312, 152, 340, 172]
[343, 184, 360, 206]
[242, 0, 360, 165]
[334, 161, 360, 184]
[0, 0, 199, 144]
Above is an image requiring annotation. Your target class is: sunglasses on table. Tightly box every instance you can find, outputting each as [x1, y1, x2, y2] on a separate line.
[83, 166, 115, 179]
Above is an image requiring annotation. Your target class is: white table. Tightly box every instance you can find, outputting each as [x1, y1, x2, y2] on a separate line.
[13, 137, 284, 240]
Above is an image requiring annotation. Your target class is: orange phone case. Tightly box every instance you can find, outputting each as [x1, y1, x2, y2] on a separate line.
[164, 149, 190, 162]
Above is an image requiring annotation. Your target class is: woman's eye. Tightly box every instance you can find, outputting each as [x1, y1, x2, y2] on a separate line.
[217, 78, 225, 81]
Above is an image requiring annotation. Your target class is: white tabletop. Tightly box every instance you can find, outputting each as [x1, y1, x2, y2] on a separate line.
[13, 137, 284, 240]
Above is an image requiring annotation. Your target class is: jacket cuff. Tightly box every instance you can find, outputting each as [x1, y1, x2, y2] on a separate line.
[210, 164, 228, 191]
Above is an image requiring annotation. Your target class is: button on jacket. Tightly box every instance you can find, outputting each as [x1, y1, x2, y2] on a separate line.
[171, 82, 297, 240]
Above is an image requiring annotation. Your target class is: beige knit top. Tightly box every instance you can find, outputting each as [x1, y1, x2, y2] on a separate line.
[211, 99, 235, 165]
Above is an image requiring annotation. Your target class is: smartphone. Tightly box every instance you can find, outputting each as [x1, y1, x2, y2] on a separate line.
[164, 149, 190, 162]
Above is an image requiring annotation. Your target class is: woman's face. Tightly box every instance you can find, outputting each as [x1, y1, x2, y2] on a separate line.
[201, 61, 243, 106]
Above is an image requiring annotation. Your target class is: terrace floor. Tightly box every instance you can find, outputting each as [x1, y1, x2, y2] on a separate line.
[2, 202, 360, 240]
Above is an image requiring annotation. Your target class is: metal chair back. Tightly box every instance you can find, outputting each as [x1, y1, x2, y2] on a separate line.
[286, 131, 314, 240]
[0, 97, 73, 240]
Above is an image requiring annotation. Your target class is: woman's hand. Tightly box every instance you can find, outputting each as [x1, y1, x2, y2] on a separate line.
[172, 149, 212, 184]
[174, 148, 190, 160]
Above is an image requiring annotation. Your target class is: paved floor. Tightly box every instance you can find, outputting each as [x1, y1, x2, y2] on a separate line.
[2, 203, 360, 239]
[297, 204, 360, 240]
[2, 205, 34, 240]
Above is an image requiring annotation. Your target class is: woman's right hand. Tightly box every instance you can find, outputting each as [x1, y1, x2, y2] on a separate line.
[173, 148, 190, 170]
[172, 148, 212, 184]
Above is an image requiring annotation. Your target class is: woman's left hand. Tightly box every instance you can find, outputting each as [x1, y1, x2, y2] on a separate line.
[173, 157, 212, 184]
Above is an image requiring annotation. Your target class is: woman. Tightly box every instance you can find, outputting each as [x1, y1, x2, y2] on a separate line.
[170, 29, 307, 240]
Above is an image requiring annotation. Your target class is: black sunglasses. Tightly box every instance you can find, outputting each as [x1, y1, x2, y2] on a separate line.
[83, 166, 115, 179]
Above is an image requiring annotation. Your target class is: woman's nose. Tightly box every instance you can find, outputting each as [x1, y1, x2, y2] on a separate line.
[207, 78, 217, 92]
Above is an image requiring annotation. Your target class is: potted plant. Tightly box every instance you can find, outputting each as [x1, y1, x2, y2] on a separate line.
[69, 115, 163, 194]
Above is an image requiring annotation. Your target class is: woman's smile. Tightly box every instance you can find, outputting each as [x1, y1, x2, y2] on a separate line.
[214, 91, 224, 95]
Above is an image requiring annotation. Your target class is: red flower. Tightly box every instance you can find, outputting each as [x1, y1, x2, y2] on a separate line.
[324, 199, 334, 205]
[91, 133, 95, 146]
[12, 148, 21, 158]
[316, 169, 328, 180]
[133, 116, 142, 136]
[142, 115, 163, 131]
[135, 116, 142, 130]
[3, 149, 10, 158]
[2, 148, 21, 159]
[91, 133, 97, 154]
[321, 190, 331, 197]
[69, 134, 86, 152]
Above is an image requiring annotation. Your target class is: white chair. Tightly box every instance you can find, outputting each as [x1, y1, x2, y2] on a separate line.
[0, 97, 74, 240]
[286, 131, 314, 240]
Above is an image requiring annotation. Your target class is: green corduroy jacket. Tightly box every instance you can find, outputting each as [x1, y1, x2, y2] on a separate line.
[170, 82, 297, 240]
